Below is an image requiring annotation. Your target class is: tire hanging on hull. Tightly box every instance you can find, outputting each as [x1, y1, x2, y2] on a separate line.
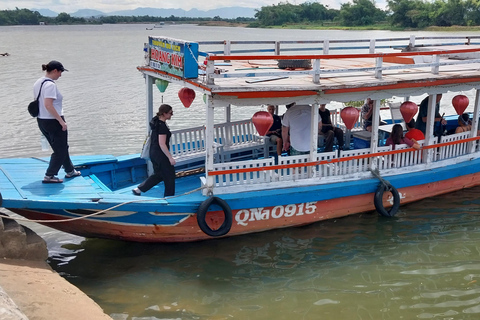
[196, 196, 232, 237]
[374, 183, 400, 217]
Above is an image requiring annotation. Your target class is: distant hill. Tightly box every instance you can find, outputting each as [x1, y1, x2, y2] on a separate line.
[32, 8, 58, 17]
[68, 7, 257, 18]
[71, 9, 106, 18]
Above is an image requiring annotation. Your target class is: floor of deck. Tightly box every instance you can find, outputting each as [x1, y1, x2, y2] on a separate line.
[0, 156, 204, 207]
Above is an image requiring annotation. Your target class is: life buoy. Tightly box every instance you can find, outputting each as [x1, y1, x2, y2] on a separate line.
[374, 183, 400, 217]
[196, 196, 232, 237]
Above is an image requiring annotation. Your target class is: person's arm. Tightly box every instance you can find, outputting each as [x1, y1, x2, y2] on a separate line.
[282, 126, 290, 151]
[44, 98, 67, 131]
[362, 104, 373, 120]
[404, 137, 421, 150]
[159, 134, 176, 165]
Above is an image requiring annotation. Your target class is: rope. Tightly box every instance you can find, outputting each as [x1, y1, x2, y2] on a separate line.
[369, 168, 392, 189]
[1, 186, 206, 224]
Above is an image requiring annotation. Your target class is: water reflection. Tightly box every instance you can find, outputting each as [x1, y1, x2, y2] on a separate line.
[45, 187, 480, 319]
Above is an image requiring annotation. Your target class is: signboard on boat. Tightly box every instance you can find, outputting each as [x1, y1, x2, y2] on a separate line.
[148, 36, 199, 79]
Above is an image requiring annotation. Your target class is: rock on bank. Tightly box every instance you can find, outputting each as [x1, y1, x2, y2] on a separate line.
[0, 214, 112, 320]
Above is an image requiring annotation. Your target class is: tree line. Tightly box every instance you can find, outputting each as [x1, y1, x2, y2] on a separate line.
[0, 8, 255, 26]
[254, 0, 480, 28]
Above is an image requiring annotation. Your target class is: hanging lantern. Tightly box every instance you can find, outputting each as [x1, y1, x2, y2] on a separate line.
[155, 79, 169, 93]
[452, 95, 469, 115]
[399, 101, 418, 123]
[178, 87, 195, 108]
[252, 111, 273, 136]
[340, 107, 359, 130]
[203, 94, 207, 104]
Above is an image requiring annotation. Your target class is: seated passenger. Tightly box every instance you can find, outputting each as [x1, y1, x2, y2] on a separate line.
[266, 104, 283, 156]
[404, 119, 425, 141]
[361, 98, 385, 131]
[386, 124, 421, 150]
[319, 104, 344, 152]
[455, 113, 472, 133]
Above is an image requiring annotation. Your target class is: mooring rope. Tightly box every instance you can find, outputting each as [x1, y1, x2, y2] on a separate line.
[369, 168, 392, 189]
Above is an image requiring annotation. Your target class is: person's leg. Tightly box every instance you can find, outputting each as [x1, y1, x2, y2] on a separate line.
[38, 118, 68, 177]
[324, 130, 334, 152]
[161, 163, 176, 197]
[137, 160, 164, 193]
[334, 127, 344, 149]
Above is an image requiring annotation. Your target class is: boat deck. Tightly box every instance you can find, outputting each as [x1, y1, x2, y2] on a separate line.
[0, 156, 204, 210]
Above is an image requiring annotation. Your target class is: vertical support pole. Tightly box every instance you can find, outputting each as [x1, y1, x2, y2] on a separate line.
[225, 104, 232, 146]
[409, 35, 416, 48]
[431, 55, 439, 75]
[310, 104, 319, 177]
[370, 99, 380, 154]
[470, 89, 480, 153]
[369, 39, 375, 54]
[205, 96, 215, 193]
[206, 54, 215, 85]
[224, 40, 231, 62]
[312, 59, 320, 84]
[424, 94, 438, 164]
[323, 40, 329, 55]
[145, 74, 155, 175]
[275, 41, 280, 55]
[145, 75, 154, 134]
[375, 57, 383, 79]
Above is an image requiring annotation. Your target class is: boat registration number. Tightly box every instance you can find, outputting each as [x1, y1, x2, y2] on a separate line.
[235, 202, 317, 226]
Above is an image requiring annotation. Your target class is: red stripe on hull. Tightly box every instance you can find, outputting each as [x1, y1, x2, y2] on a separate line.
[9, 172, 480, 242]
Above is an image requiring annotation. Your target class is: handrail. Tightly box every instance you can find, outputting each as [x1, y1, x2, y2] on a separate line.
[207, 136, 480, 176]
[206, 47, 480, 61]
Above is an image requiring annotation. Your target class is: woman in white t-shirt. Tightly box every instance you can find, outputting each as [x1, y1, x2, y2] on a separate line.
[34, 60, 80, 183]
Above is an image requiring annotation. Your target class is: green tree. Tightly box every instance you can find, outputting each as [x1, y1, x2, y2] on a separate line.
[339, 0, 386, 26]
[387, 0, 432, 28]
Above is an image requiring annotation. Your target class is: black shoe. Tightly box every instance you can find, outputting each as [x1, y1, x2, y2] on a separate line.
[132, 189, 141, 196]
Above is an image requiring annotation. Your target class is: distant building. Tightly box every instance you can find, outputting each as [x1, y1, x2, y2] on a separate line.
[39, 21, 45, 25]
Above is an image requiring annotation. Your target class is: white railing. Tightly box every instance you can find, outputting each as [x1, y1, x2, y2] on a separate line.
[170, 125, 206, 158]
[212, 157, 275, 187]
[389, 142, 424, 168]
[200, 36, 480, 85]
[436, 132, 471, 160]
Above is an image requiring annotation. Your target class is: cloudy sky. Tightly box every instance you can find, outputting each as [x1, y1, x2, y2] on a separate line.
[0, 0, 382, 13]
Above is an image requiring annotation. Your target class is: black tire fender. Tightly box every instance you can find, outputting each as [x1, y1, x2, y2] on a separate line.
[196, 196, 232, 237]
[374, 183, 400, 217]
[277, 59, 312, 69]
[0, 192, 2, 207]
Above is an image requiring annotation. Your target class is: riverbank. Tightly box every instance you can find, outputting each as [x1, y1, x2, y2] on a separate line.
[0, 259, 112, 320]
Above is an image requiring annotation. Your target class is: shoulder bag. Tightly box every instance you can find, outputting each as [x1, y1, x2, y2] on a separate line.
[28, 79, 53, 117]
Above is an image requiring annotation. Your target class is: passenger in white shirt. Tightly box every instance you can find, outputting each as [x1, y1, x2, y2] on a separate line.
[282, 103, 321, 155]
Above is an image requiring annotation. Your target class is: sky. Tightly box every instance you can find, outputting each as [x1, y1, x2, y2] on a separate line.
[0, 0, 360, 13]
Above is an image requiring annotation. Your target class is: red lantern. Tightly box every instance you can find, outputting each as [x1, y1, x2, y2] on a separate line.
[178, 88, 196, 108]
[399, 101, 418, 123]
[340, 107, 359, 130]
[252, 111, 273, 136]
[452, 95, 469, 115]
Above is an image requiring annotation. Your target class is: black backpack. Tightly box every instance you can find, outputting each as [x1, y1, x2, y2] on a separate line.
[28, 79, 53, 117]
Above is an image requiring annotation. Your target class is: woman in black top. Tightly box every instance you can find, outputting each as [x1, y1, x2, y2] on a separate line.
[133, 104, 176, 197]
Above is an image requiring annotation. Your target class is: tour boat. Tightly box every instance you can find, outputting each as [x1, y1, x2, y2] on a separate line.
[1, 35, 480, 242]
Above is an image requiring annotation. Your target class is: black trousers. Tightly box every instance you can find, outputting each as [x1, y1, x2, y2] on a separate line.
[323, 127, 344, 152]
[37, 117, 74, 177]
[138, 153, 175, 197]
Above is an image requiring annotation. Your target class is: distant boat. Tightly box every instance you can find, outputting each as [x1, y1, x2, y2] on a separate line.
[146, 27, 153, 30]
[154, 22, 164, 28]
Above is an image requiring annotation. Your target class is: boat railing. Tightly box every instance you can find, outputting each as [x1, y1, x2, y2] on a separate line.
[198, 36, 480, 56]
[435, 131, 472, 161]
[205, 136, 480, 194]
[204, 47, 480, 85]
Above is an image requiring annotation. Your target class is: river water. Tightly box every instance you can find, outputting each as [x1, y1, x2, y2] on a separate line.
[2, 24, 480, 319]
